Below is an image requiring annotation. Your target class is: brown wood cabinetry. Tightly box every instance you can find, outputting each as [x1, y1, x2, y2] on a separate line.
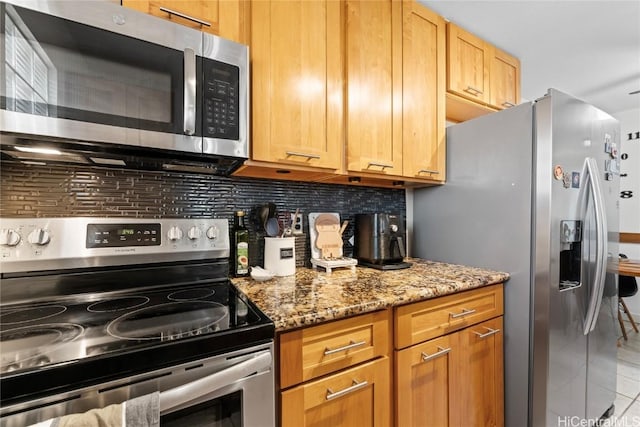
[278, 310, 391, 427]
[344, 0, 402, 176]
[446, 22, 520, 122]
[121, 0, 248, 43]
[394, 284, 504, 427]
[237, 0, 446, 188]
[489, 46, 520, 110]
[246, 0, 342, 173]
[401, 1, 446, 182]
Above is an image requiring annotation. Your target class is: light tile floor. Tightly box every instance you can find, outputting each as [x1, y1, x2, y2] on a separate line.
[613, 317, 640, 423]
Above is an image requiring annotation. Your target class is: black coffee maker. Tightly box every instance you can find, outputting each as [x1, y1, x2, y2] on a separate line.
[354, 213, 411, 270]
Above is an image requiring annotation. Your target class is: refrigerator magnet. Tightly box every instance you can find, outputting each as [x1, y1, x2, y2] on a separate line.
[554, 165, 564, 180]
[563, 172, 571, 188]
[571, 172, 580, 188]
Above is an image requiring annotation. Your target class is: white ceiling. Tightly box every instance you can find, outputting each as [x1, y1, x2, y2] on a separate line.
[419, 0, 640, 115]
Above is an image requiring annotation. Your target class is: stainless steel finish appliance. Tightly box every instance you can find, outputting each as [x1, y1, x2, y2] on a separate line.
[0, 217, 275, 426]
[0, 0, 249, 175]
[354, 213, 410, 270]
[413, 89, 619, 426]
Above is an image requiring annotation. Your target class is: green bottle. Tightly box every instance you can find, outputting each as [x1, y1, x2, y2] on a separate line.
[233, 211, 249, 277]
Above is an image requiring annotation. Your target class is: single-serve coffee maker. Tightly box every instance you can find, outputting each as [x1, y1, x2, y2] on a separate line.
[354, 213, 411, 270]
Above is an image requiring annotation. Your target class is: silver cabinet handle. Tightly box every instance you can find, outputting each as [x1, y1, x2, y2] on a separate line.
[417, 169, 440, 175]
[160, 7, 211, 27]
[326, 379, 368, 400]
[285, 151, 321, 160]
[183, 48, 196, 136]
[472, 327, 501, 339]
[449, 308, 476, 319]
[421, 346, 451, 362]
[502, 101, 515, 108]
[324, 340, 366, 356]
[464, 85, 483, 96]
[367, 162, 393, 170]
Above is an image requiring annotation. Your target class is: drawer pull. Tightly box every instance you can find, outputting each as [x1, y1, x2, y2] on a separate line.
[159, 7, 211, 27]
[285, 151, 321, 160]
[367, 162, 393, 170]
[464, 85, 483, 96]
[502, 101, 515, 108]
[417, 169, 440, 175]
[421, 346, 451, 362]
[326, 379, 368, 400]
[324, 340, 366, 356]
[449, 308, 476, 319]
[473, 327, 501, 339]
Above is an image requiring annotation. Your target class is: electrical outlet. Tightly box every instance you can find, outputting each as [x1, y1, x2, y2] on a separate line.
[290, 213, 303, 234]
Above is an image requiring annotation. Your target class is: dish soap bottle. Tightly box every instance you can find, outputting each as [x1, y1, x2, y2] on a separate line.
[233, 210, 249, 277]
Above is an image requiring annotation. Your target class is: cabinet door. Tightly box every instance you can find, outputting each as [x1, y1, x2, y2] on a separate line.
[122, 1, 247, 42]
[345, 0, 402, 176]
[251, 0, 342, 170]
[446, 23, 490, 105]
[395, 334, 453, 427]
[281, 357, 391, 427]
[401, 1, 446, 181]
[451, 316, 504, 427]
[489, 46, 520, 110]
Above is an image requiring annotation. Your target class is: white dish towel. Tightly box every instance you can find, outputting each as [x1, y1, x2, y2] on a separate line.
[28, 392, 160, 427]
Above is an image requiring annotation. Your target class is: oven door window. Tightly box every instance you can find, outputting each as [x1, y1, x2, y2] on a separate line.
[1, 3, 192, 135]
[161, 390, 242, 427]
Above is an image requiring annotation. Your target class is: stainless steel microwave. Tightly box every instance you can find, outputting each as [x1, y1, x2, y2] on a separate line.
[0, 0, 248, 174]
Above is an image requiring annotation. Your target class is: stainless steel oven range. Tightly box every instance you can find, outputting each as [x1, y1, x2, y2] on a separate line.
[0, 218, 275, 427]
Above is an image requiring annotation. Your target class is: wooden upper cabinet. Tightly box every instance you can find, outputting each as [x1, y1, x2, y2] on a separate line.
[250, 0, 342, 170]
[446, 21, 520, 121]
[446, 23, 490, 105]
[490, 46, 520, 110]
[401, 1, 445, 181]
[345, 0, 403, 176]
[121, 0, 248, 44]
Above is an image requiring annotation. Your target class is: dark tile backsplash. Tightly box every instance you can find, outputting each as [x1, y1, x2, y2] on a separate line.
[1, 163, 406, 267]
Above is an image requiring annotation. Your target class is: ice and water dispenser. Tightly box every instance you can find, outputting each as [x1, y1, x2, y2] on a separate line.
[559, 220, 583, 291]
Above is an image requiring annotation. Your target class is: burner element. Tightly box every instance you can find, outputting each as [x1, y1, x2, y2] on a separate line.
[107, 302, 229, 341]
[0, 323, 84, 373]
[167, 288, 215, 301]
[87, 297, 150, 313]
[1, 305, 67, 325]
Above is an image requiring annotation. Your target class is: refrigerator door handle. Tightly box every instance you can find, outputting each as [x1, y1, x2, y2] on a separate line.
[580, 158, 608, 335]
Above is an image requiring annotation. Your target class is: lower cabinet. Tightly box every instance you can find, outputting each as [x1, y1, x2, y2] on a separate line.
[281, 357, 391, 427]
[396, 316, 504, 427]
[394, 284, 504, 427]
[277, 284, 504, 426]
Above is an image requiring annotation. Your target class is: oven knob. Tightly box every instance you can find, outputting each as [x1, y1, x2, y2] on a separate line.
[206, 226, 218, 240]
[167, 226, 183, 241]
[390, 224, 398, 233]
[28, 228, 51, 245]
[188, 226, 202, 240]
[0, 229, 21, 247]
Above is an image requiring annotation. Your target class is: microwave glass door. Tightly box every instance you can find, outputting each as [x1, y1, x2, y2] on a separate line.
[1, 3, 196, 136]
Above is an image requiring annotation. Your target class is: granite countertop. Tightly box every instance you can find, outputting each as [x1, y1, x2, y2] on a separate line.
[232, 258, 509, 331]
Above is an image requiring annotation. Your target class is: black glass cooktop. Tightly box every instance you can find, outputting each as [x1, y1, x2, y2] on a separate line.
[0, 280, 273, 405]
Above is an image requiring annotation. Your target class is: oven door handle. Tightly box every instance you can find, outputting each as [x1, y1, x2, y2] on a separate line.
[159, 350, 272, 414]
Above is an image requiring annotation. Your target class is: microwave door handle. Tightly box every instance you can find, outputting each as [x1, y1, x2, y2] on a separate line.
[183, 48, 197, 136]
[159, 350, 272, 414]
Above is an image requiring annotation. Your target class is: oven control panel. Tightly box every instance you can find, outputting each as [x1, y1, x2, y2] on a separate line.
[0, 218, 230, 273]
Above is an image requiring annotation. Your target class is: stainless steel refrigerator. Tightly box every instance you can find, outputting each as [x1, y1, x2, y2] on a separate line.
[413, 89, 620, 427]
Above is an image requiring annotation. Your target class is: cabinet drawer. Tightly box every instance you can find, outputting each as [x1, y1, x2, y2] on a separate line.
[281, 356, 391, 427]
[279, 310, 390, 389]
[395, 283, 503, 349]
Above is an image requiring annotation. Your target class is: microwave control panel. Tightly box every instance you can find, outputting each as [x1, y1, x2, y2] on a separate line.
[203, 59, 240, 141]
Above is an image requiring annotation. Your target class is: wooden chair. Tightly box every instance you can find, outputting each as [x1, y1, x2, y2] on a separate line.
[618, 254, 639, 341]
